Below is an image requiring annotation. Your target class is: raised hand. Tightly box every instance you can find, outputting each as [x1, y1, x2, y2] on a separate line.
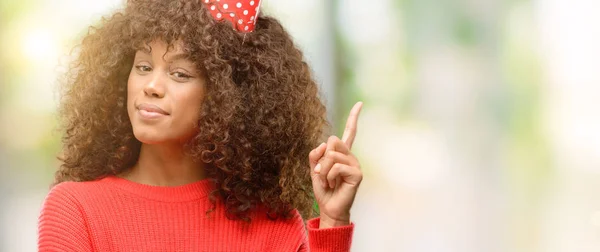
[308, 102, 363, 228]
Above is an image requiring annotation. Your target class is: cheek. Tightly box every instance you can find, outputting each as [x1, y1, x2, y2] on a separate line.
[126, 74, 137, 107]
[126, 75, 147, 109]
[179, 93, 203, 122]
[171, 93, 204, 140]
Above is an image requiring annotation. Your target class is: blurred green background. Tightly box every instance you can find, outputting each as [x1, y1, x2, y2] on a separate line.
[2, 0, 600, 251]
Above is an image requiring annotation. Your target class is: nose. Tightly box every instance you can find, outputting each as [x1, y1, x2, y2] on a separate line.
[143, 74, 166, 98]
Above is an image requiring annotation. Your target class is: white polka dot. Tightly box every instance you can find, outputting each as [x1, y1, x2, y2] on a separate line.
[204, 0, 209, 3]
[244, 26, 249, 31]
[250, 1, 254, 6]
[236, 2, 242, 8]
[243, 10, 248, 15]
[223, 4, 228, 9]
[210, 5, 216, 10]
[238, 19, 243, 24]
[216, 13, 222, 18]
[230, 13, 235, 17]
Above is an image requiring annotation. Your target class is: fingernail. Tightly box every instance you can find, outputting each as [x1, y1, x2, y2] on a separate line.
[319, 142, 326, 148]
[314, 163, 321, 173]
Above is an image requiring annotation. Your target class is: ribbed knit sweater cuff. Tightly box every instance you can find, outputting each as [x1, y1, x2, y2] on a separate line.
[306, 217, 354, 252]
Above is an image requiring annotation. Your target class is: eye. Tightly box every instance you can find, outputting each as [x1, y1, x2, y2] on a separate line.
[135, 65, 152, 72]
[172, 71, 192, 80]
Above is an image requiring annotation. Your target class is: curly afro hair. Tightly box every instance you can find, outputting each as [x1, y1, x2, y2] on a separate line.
[54, 0, 331, 222]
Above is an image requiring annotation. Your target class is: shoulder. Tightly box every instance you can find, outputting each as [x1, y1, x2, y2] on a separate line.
[43, 179, 105, 204]
[41, 181, 85, 211]
[249, 208, 307, 251]
[40, 178, 111, 216]
[40, 181, 89, 221]
[252, 206, 307, 230]
[38, 181, 96, 251]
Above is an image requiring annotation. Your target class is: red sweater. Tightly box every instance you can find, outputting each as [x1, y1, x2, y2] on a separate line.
[37, 176, 354, 251]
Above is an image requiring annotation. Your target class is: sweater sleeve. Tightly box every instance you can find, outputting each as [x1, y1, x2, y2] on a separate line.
[298, 217, 354, 252]
[38, 182, 93, 252]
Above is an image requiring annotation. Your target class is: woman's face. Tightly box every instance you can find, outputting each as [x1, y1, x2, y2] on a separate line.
[127, 40, 206, 145]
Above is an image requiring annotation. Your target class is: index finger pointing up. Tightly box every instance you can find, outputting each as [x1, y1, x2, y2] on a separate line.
[341, 101, 363, 150]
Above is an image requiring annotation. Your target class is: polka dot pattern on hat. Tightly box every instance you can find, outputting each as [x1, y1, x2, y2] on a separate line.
[203, 0, 262, 33]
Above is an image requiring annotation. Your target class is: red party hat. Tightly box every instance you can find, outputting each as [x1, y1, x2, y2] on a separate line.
[202, 0, 262, 33]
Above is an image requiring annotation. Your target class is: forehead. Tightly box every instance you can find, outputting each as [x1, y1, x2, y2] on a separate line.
[135, 40, 187, 55]
[134, 40, 193, 62]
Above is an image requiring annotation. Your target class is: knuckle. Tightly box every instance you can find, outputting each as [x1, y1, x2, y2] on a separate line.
[327, 170, 336, 180]
[321, 173, 329, 180]
[329, 163, 337, 170]
[328, 135, 338, 142]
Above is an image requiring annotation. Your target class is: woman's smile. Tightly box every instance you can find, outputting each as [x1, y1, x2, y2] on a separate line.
[136, 103, 169, 120]
[137, 108, 168, 120]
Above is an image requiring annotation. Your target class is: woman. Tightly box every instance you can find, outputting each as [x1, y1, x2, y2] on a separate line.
[38, 0, 364, 251]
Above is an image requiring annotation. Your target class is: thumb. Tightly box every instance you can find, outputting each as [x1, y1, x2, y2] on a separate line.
[309, 142, 327, 170]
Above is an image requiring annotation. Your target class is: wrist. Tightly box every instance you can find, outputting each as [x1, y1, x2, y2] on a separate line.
[319, 213, 350, 228]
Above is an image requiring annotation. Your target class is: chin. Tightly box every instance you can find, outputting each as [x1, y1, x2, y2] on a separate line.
[129, 113, 165, 143]
[132, 126, 193, 145]
[133, 132, 164, 145]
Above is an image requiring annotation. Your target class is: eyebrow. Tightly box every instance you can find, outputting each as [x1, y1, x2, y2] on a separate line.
[164, 53, 190, 62]
[135, 50, 192, 63]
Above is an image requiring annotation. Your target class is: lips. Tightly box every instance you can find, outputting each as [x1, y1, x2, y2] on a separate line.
[137, 103, 169, 115]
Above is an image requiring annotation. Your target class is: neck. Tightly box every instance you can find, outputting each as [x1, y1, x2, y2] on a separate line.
[119, 142, 207, 186]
